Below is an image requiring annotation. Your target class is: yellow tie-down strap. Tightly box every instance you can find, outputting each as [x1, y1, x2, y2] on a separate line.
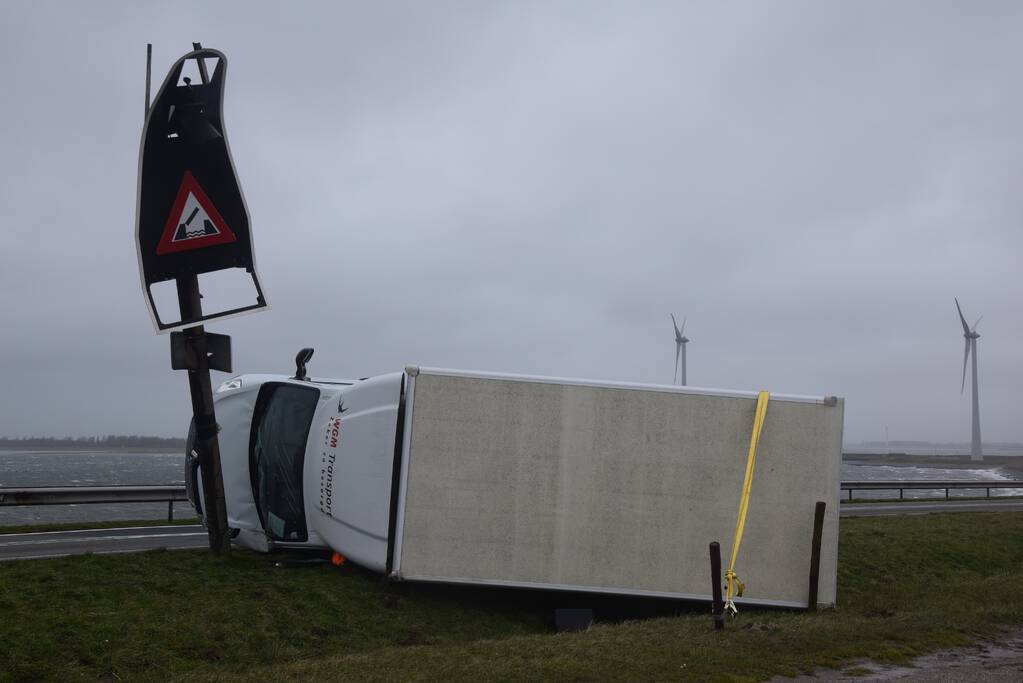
[724, 390, 770, 615]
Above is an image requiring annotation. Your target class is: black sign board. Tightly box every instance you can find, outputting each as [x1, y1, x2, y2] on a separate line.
[136, 47, 267, 332]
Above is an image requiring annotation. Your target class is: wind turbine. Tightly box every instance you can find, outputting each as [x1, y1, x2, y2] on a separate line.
[954, 298, 983, 461]
[671, 314, 690, 386]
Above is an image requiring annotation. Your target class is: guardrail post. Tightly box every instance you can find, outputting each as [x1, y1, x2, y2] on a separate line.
[899, 488, 903, 500]
[168, 500, 174, 521]
[987, 487, 991, 498]
[946, 488, 950, 500]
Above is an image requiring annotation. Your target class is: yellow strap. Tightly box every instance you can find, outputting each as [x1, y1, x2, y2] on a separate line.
[724, 390, 770, 614]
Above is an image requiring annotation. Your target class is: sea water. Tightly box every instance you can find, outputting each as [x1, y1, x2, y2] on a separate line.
[0, 450, 186, 526]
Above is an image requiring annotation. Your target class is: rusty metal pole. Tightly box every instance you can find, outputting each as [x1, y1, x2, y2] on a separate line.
[710, 541, 724, 630]
[145, 44, 152, 114]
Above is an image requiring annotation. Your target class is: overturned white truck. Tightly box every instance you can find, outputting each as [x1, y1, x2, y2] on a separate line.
[188, 361, 843, 609]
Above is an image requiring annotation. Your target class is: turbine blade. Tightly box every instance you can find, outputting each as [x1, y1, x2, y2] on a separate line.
[961, 338, 970, 393]
[973, 315, 983, 330]
[671, 313, 681, 337]
[681, 315, 687, 335]
[954, 298, 970, 334]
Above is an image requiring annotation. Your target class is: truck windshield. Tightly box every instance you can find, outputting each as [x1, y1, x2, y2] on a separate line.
[249, 383, 319, 542]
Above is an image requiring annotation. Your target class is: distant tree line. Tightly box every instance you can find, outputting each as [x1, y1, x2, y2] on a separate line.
[0, 435, 186, 450]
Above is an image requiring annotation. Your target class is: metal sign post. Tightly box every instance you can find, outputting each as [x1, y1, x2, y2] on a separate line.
[136, 43, 269, 553]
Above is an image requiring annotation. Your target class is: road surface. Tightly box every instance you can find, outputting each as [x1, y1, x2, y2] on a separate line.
[841, 499, 1023, 517]
[0, 524, 207, 561]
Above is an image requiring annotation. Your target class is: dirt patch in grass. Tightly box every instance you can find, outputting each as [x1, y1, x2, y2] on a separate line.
[772, 628, 1023, 681]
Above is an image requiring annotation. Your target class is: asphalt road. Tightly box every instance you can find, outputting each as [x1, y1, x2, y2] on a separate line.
[0, 524, 207, 561]
[841, 498, 1023, 517]
[2, 500, 1023, 561]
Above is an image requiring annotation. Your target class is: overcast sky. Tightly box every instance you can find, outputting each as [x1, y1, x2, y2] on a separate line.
[0, 1, 1020, 445]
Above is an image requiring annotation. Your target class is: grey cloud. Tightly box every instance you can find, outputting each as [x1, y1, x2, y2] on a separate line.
[0, 1, 1020, 445]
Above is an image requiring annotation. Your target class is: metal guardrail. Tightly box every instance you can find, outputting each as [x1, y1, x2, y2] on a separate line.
[3, 482, 1022, 518]
[841, 480, 1023, 501]
[0, 486, 189, 521]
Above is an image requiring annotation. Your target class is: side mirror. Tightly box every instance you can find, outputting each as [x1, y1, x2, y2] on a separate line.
[294, 348, 314, 381]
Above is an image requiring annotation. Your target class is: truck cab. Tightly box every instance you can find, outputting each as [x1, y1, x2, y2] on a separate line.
[186, 368, 405, 570]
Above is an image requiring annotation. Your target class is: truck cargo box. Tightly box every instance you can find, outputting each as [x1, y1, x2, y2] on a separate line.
[390, 368, 843, 609]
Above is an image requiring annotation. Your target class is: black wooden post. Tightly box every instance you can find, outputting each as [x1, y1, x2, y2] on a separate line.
[710, 541, 724, 630]
[176, 275, 230, 553]
[807, 501, 826, 611]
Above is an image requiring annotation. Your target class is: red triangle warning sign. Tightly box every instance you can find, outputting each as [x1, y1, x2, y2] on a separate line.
[156, 171, 238, 255]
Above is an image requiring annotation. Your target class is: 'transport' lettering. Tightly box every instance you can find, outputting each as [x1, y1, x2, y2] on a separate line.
[319, 416, 341, 515]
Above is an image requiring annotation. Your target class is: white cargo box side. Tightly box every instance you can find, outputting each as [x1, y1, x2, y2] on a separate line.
[391, 368, 843, 609]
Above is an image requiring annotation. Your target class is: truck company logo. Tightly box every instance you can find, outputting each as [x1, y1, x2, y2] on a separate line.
[328, 416, 341, 448]
[319, 416, 341, 516]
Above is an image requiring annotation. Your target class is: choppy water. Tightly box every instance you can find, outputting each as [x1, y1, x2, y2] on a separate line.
[841, 462, 1023, 499]
[2, 450, 1021, 526]
[0, 450, 188, 526]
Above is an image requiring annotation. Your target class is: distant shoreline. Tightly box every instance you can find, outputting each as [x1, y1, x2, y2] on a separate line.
[0, 447, 182, 455]
[0, 437, 185, 453]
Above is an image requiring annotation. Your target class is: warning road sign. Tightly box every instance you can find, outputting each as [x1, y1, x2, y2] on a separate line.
[156, 171, 237, 254]
[136, 47, 267, 332]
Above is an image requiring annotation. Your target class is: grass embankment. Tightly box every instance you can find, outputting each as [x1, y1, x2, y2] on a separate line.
[2, 513, 1023, 681]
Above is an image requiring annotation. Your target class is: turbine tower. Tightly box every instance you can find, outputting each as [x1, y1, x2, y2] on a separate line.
[671, 314, 690, 386]
[955, 298, 983, 461]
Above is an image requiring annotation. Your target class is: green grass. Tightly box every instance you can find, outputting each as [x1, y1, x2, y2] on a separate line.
[0, 518, 199, 535]
[0, 549, 545, 682]
[2, 512, 1023, 681]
